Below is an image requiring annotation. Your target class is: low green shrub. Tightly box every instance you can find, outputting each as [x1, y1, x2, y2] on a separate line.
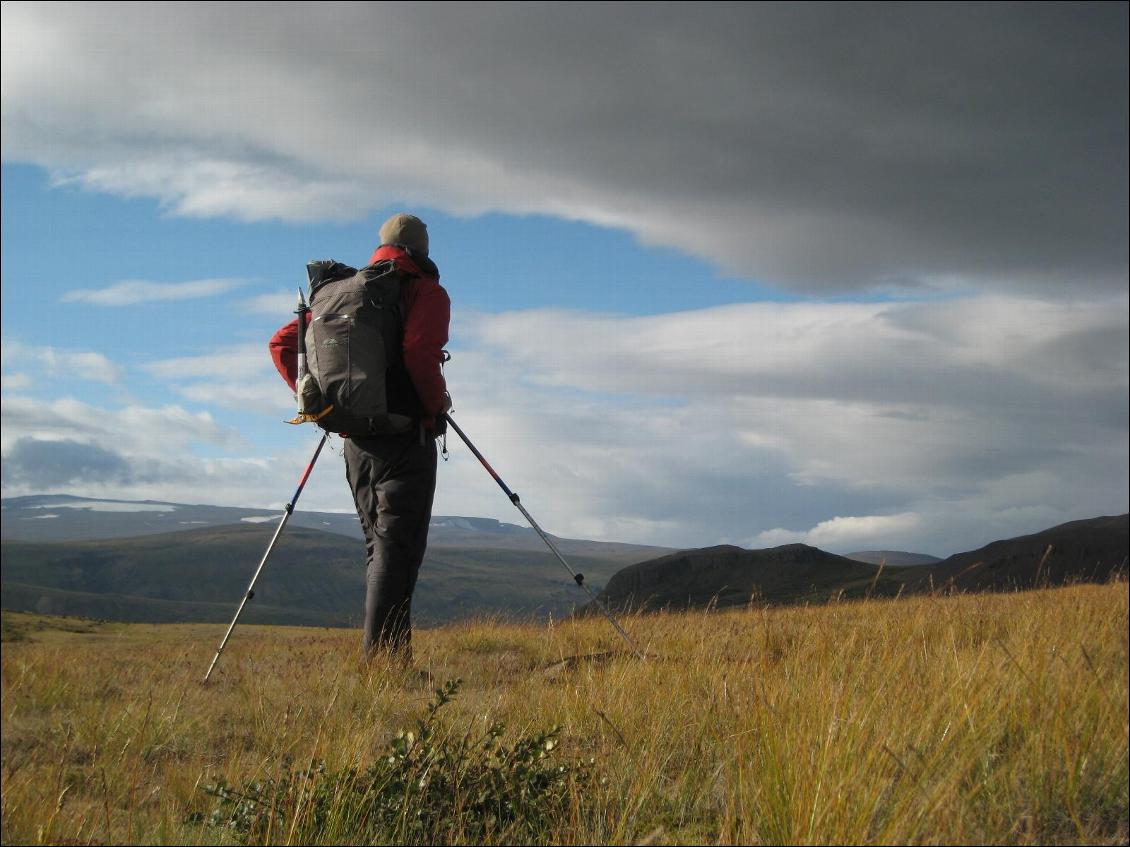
[197, 679, 592, 844]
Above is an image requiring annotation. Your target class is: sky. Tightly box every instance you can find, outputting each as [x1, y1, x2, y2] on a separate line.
[1, 2, 1127, 557]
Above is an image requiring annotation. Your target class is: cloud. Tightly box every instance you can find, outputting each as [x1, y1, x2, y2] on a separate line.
[2, 438, 135, 488]
[144, 343, 274, 381]
[0, 431, 304, 510]
[0, 294, 1125, 556]
[2, 4, 1125, 294]
[0, 395, 242, 456]
[52, 157, 375, 223]
[0, 392, 332, 511]
[1, 289, 1125, 555]
[465, 295, 1129, 432]
[242, 290, 301, 316]
[142, 343, 294, 414]
[753, 513, 925, 550]
[173, 381, 294, 416]
[432, 292, 1128, 553]
[2, 340, 123, 384]
[62, 278, 245, 306]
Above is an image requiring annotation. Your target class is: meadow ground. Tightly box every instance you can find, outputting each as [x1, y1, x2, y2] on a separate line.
[1, 581, 1127, 845]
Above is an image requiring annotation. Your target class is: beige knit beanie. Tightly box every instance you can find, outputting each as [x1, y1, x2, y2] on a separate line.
[379, 213, 429, 256]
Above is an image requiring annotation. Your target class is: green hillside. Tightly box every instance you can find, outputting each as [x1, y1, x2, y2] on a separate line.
[0, 523, 631, 626]
[592, 543, 908, 612]
[592, 514, 1129, 614]
[7, 513, 1125, 631]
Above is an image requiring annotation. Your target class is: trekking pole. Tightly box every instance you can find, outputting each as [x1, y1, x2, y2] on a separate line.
[441, 412, 645, 659]
[202, 432, 329, 683]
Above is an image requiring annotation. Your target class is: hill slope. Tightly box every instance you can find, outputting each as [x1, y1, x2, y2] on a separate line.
[0, 523, 645, 627]
[593, 543, 907, 611]
[906, 513, 1129, 593]
[845, 550, 942, 566]
[593, 514, 1129, 613]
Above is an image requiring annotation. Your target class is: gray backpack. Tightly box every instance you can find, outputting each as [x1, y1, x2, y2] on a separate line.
[297, 259, 418, 436]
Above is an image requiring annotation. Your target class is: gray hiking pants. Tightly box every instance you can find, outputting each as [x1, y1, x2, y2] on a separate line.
[343, 430, 437, 661]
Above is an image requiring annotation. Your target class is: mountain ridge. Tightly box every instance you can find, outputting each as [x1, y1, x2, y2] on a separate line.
[844, 550, 942, 566]
[4, 495, 1125, 628]
[591, 514, 1129, 614]
[0, 493, 669, 562]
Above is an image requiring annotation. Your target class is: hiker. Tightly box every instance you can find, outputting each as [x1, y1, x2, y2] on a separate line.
[268, 213, 451, 664]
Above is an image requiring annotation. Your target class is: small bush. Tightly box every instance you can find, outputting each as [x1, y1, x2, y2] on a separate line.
[197, 679, 592, 844]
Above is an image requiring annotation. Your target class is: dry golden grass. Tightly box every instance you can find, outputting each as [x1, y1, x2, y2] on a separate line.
[2, 581, 1127, 844]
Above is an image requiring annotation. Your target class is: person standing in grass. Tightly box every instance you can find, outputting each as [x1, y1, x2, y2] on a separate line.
[269, 213, 452, 665]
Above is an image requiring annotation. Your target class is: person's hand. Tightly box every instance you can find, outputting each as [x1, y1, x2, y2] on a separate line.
[431, 396, 452, 438]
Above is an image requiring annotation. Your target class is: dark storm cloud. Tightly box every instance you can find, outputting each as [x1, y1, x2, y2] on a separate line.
[3, 3, 1125, 292]
[404, 2, 1129, 290]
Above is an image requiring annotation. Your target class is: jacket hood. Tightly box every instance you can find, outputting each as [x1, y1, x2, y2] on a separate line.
[370, 244, 440, 280]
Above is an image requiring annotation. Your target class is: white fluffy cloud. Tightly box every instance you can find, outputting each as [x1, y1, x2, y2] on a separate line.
[0, 391, 351, 514]
[466, 295, 1127, 426]
[434, 294, 1128, 554]
[2, 3, 1125, 294]
[0, 395, 239, 455]
[143, 343, 295, 415]
[754, 513, 925, 551]
[1, 291, 1126, 554]
[2, 340, 124, 384]
[242, 290, 301, 316]
[62, 278, 246, 306]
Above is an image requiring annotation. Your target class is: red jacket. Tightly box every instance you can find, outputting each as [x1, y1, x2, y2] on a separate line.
[269, 245, 450, 425]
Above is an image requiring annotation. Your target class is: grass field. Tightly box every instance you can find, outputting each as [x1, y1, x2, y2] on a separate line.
[2, 581, 1127, 844]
